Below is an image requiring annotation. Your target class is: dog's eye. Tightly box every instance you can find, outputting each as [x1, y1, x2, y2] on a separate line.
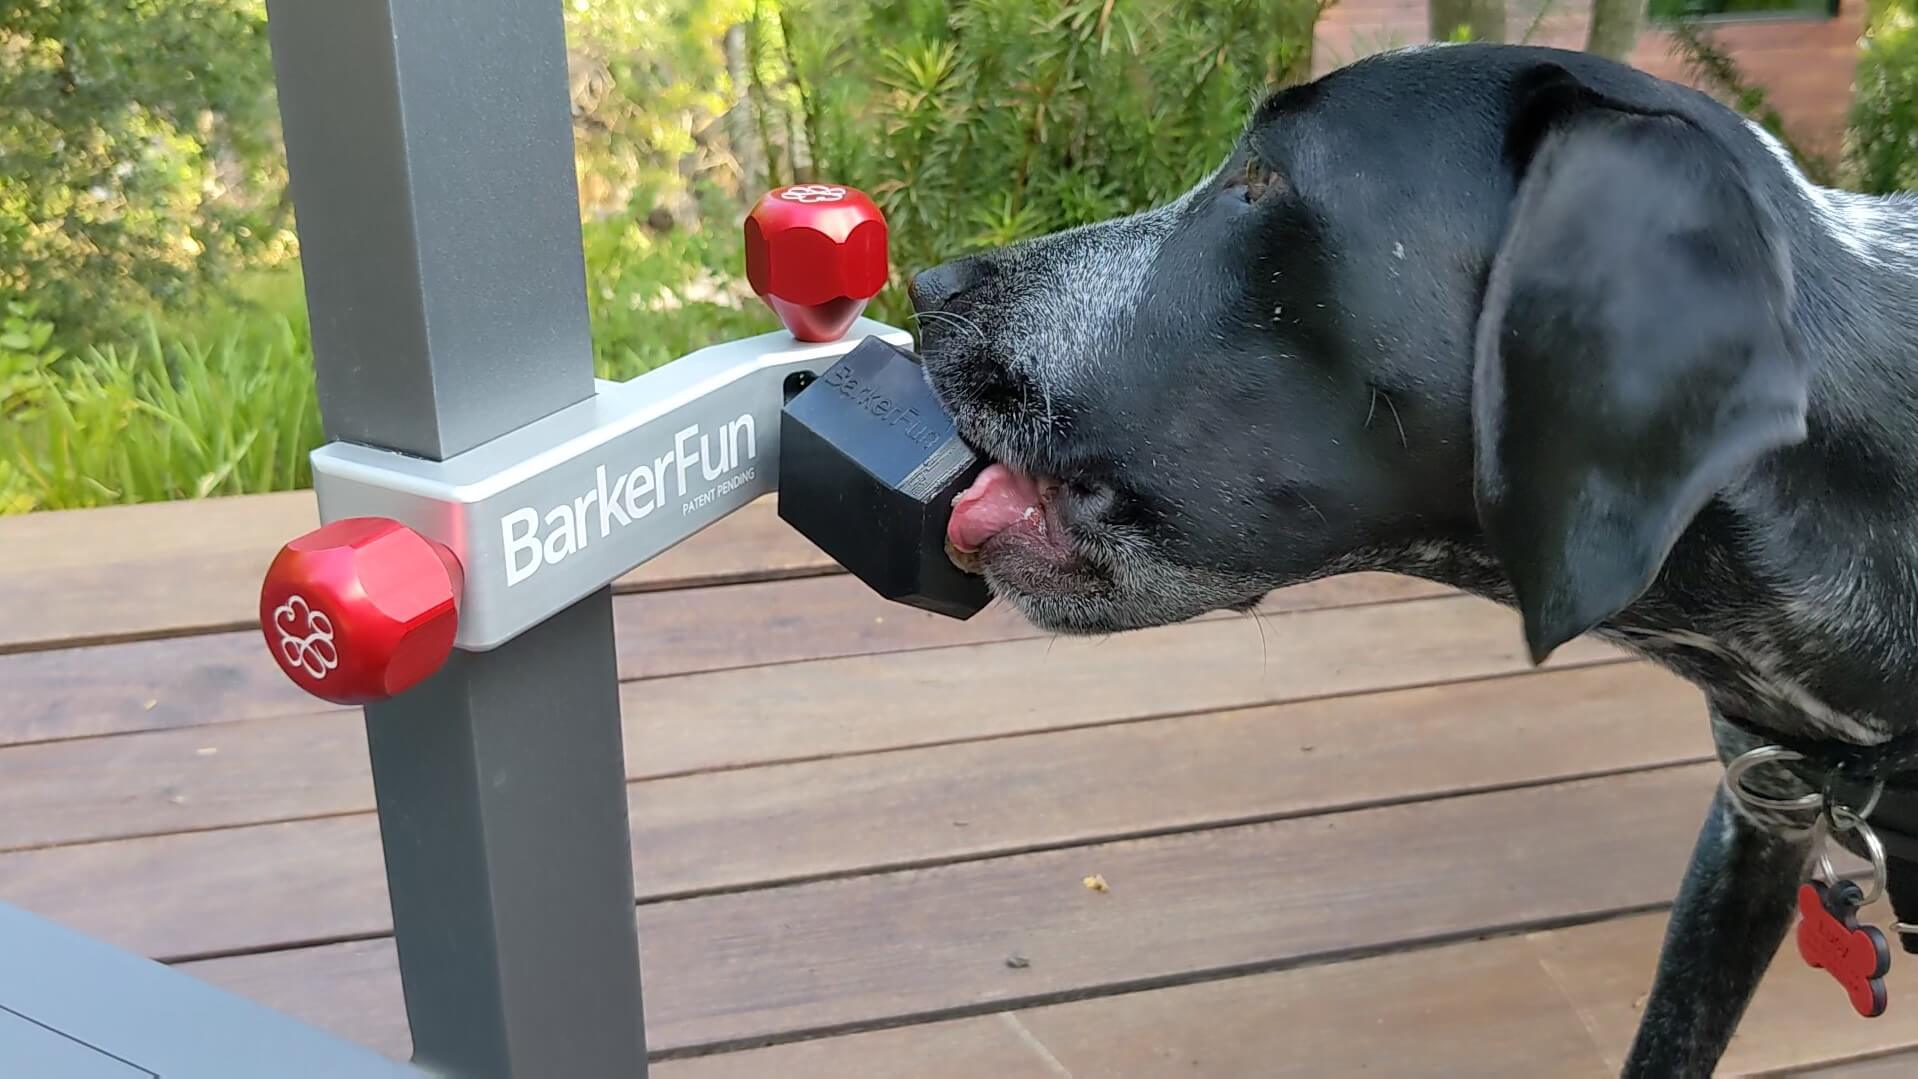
[1228, 157, 1283, 203]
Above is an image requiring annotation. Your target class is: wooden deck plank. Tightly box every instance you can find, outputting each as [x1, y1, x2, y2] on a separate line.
[1784, 1049, 1918, 1077]
[989, 934, 1614, 1079]
[178, 766, 1723, 1056]
[655, 937, 1612, 1079]
[0, 492, 837, 653]
[0, 663, 1708, 956]
[652, 907, 1918, 1079]
[0, 570, 1445, 748]
[0, 591, 1632, 851]
[609, 592, 1623, 781]
[652, 946, 1611, 1079]
[657, 1012, 1075, 1079]
[0, 492, 317, 653]
[1530, 908, 1918, 1076]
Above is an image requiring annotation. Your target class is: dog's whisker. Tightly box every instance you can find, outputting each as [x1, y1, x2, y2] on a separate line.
[1294, 490, 1328, 525]
[1246, 605, 1272, 672]
[909, 308, 987, 345]
[1380, 390, 1408, 448]
[908, 311, 957, 341]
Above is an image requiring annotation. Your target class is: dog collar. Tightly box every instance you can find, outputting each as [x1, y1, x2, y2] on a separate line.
[1721, 716, 1918, 1018]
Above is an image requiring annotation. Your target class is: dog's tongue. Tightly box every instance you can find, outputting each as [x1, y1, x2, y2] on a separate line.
[948, 464, 1043, 553]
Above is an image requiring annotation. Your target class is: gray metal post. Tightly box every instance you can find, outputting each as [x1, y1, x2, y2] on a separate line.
[262, 2, 647, 1077]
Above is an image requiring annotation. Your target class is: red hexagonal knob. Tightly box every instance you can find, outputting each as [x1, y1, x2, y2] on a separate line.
[744, 183, 889, 342]
[259, 517, 463, 705]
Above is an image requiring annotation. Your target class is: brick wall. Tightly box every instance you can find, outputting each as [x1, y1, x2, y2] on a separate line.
[1313, 0, 1867, 158]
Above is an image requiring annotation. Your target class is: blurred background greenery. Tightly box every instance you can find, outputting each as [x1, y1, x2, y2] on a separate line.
[2, 0, 1914, 512]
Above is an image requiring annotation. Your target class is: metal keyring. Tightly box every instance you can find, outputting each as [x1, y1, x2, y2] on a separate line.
[1820, 806, 1890, 908]
[1824, 773, 1887, 823]
[1723, 745, 1825, 814]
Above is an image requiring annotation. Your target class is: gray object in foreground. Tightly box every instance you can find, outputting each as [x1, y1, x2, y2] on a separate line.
[0, 902, 428, 1078]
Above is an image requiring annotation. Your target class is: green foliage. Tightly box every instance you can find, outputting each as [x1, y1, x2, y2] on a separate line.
[1, 306, 317, 513]
[0, 296, 63, 412]
[0, 0, 291, 336]
[1849, 0, 1918, 194]
[3, 0, 1335, 512]
[563, 0, 756, 220]
[27, 0, 1918, 516]
[581, 212, 778, 380]
[769, 0, 1328, 324]
[1663, 20, 1838, 184]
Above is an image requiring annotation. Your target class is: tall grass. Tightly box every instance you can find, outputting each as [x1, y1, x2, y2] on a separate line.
[2, 311, 319, 513]
[0, 242, 782, 513]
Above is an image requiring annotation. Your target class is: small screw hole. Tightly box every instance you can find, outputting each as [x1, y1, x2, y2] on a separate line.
[784, 370, 817, 404]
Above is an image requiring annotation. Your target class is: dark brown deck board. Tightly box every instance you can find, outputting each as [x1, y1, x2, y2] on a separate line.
[658, 1011, 1074, 1079]
[0, 569, 1446, 747]
[1782, 1050, 1918, 1077]
[966, 933, 1613, 1079]
[0, 663, 1707, 958]
[181, 766, 1723, 1056]
[0, 591, 1630, 851]
[0, 492, 836, 653]
[651, 908, 1918, 1079]
[656, 937, 1612, 1079]
[608, 591, 1623, 780]
[10, 491, 1892, 1077]
[1530, 906, 1918, 1075]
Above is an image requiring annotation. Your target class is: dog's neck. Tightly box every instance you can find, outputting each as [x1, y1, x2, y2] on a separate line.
[1375, 182, 1918, 749]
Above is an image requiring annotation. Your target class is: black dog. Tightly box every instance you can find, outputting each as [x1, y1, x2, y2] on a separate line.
[912, 42, 1918, 1077]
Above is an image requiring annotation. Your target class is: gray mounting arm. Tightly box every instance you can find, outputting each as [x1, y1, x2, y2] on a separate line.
[311, 319, 912, 651]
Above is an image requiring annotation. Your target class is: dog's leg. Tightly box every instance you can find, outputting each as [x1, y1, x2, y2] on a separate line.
[1619, 784, 1812, 1077]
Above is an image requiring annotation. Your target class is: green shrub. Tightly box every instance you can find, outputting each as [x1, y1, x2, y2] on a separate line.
[768, 0, 1326, 324]
[582, 212, 779, 381]
[0, 1, 289, 337]
[1, 305, 317, 512]
[4, 0, 1330, 512]
[0, 296, 63, 412]
[1850, 0, 1918, 194]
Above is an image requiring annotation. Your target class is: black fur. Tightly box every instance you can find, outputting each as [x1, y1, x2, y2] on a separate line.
[909, 43, 1918, 1076]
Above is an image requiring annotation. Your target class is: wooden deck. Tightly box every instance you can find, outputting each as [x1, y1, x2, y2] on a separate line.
[4, 492, 1918, 1077]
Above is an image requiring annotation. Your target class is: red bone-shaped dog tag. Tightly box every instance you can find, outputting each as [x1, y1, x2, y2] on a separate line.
[1797, 879, 1891, 1017]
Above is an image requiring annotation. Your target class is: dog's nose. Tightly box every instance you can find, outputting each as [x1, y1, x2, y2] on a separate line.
[908, 258, 981, 313]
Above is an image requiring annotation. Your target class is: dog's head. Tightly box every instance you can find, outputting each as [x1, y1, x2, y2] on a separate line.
[916, 43, 1812, 660]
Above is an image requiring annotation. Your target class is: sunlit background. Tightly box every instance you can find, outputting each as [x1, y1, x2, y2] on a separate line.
[2, 0, 1912, 513]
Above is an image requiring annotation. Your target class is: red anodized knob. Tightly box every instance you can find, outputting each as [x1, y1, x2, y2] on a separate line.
[744, 183, 889, 342]
[258, 517, 463, 705]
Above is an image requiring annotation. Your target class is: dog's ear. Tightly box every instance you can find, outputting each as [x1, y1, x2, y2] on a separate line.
[1473, 66, 1810, 663]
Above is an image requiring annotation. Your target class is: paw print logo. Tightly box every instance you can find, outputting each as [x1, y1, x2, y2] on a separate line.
[779, 184, 849, 204]
[272, 594, 340, 681]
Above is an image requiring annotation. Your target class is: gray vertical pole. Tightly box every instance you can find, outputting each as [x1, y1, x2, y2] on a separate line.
[262, 3, 648, 1077]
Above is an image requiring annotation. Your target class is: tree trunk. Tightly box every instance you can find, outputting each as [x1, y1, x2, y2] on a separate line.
[1584, 0, 1644, 61]
[1428, 0, 1507, 42]
[723, 24, 764, 192]
[1275, 0, 1330, 85]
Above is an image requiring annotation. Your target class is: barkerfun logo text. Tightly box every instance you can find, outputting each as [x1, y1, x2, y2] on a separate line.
[500, 415, 757, 586]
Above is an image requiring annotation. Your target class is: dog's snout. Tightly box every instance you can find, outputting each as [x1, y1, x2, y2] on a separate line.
[909, 257, 985, 313]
